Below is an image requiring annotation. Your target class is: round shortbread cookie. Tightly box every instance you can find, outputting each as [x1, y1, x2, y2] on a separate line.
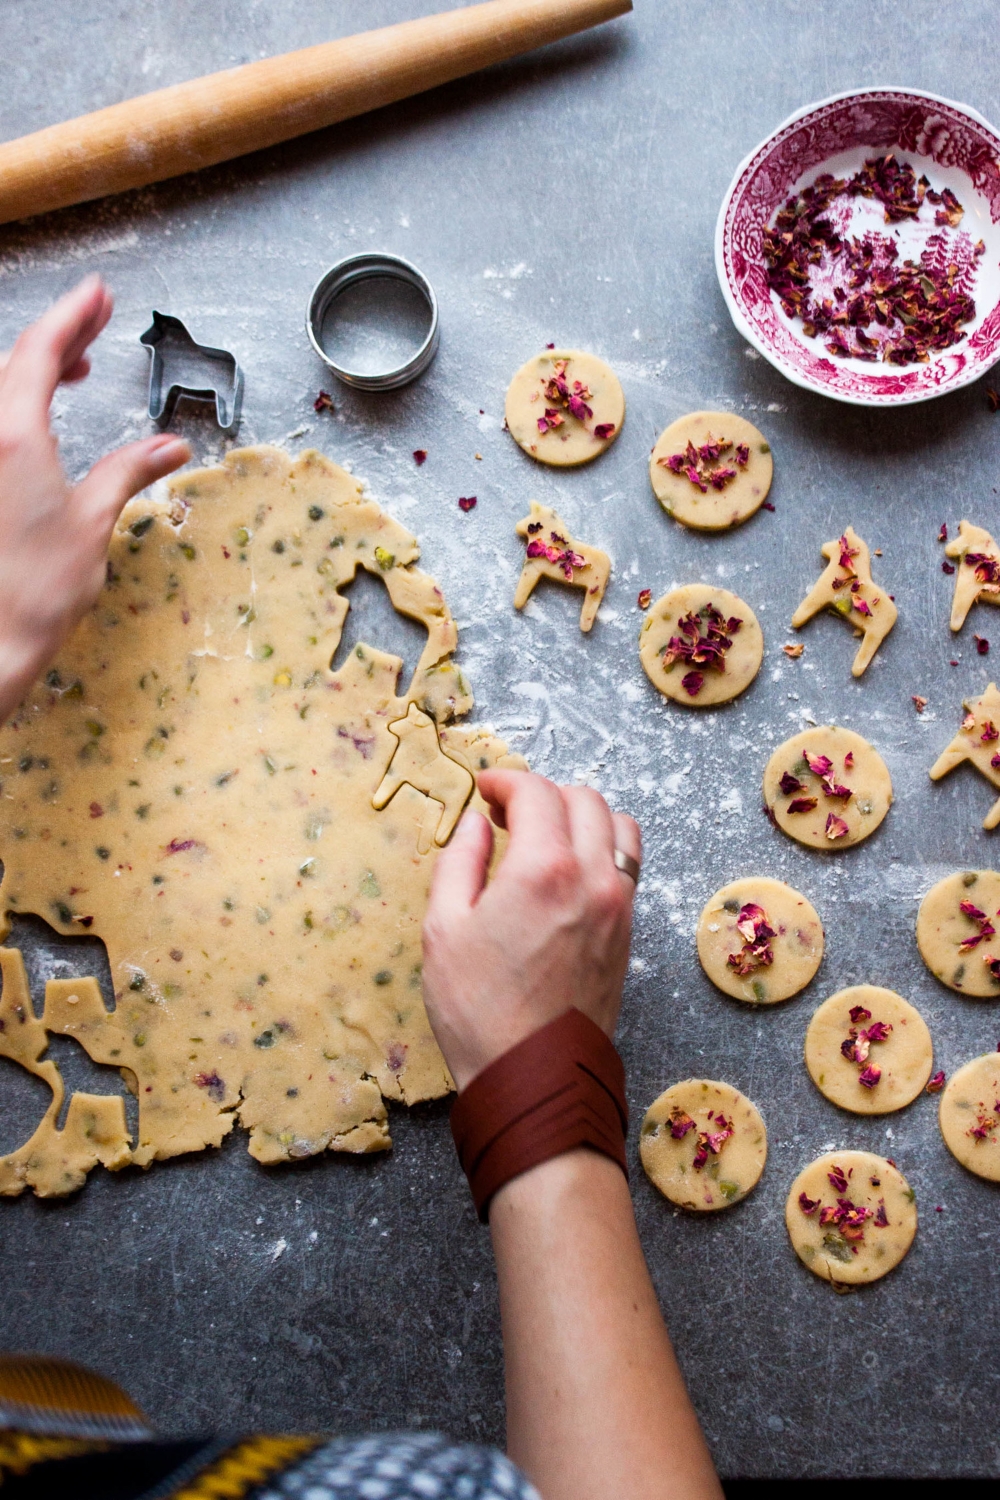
[916, 870, 1000, 998]
[763, 725, 892, 849]
[639, 585, 763, 707]
[504, 349, 624, 467]
[939, 1054, 1000, 1181]
[785, 1150, 917, 1288]
[649, 411, 772, 530]
[639, 1078, 766, 1212]
[695, 876, 823, 1005]
[804, 985, 933, 1114]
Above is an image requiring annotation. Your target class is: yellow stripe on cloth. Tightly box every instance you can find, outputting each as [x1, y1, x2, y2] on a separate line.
[168, 1435, 323, 1499]
[0, 1430, 110, 1479]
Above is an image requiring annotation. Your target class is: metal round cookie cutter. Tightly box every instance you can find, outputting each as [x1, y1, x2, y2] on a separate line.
[306, 252, 439, 391]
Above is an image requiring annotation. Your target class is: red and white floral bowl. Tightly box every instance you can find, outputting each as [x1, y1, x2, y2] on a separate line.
[715, 87, 1000, 405]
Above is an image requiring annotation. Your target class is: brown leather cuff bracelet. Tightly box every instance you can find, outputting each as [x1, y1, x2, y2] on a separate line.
[449, 1007, 629, 1223]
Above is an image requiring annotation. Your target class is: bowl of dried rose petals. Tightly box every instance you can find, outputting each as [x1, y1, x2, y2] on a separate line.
[716, 87, 1000, 405]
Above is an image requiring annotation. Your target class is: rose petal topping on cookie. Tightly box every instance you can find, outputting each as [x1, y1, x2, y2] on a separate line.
[692, 1114, 734, 1169]
[659, 436, 743, 494]
[849, 1005, 872, 1023]
[804, 751, 833, 777]
[787, 797, 818, 813]
[967, 553, 1000, 585]
[726, 902, 776, 977]
[982, 720, 999, 742]
[969, 1110, 998, 1141]
[859, 1064, 882, 1088]
[828, 1164, 849, 1193]
[669, 1106, 696, 1139]
[593, 423, 615, 440]
[798, 1192, 820, 1215]
[779, 771, 804, 795]
[825, 813, 850, 840]
[874, 1200, 890, 1227]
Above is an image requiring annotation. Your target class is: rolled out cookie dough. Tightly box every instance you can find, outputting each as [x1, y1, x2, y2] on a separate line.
[695, 876, 823, 1005]
[939, 1054, 1000, 1181]
[649, 412, 772, 530]
[639, 585, 763, 707]
[639, 1078, 766, 1211]
[763, 726, 892, 849]
[804, 985, 933, 1114]
[505, 350, 624, 467]
[0, 446, 525, 1197]
[785, 1150, 917, 1288]
[916, 870, 1000, 997]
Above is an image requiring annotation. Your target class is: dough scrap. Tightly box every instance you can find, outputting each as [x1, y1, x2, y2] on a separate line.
[763, 726, 892, 849]
[649, 411, 772, 530]
[938, 1053, 1000, 1180]
[0, 949, 132, 1198]
[639, 585, 763, 707]
[804, 985, 933, 1114]
[944, 520, 1000, 631]
[695, 876, 823, 1005]
[929, 682, 1000, 829]
[639, 1078, 766, 1211]
[513, 502, 610, 633]
[790, 526, 896, 676]
[0, 446, 525, 1195]
[785, 1150, 916, 1289]
[504, 350, 624, 467]
[916, 870, 1000, 997]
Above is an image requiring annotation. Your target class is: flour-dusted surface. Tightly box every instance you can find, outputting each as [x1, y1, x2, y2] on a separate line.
[2, 0, 1000, 1478]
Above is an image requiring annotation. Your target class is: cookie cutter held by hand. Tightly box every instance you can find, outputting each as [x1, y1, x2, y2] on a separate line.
[140, 310, 244, 433]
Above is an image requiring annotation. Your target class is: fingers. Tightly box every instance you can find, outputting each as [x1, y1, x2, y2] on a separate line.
[611, 811, 642, 896]
[476, 769, 571, 842]
[1, 276, 112, 426]
[60, 355, 92, 384]
[74, 434, 191, 527]
[426, 808, 494, 917]
[560, 785, 616, 872]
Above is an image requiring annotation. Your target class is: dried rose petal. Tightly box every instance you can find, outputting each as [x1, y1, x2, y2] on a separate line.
[825, 813, 850, 840]
[734, 443, 750, 467]
[912, 695, 928, 713]
[962, 711, 977, 732]
[858, 1064, 882, 1088]
[681, 671, 704, 697]
[798, 1192, 820, 1215]
[865, 1021, 892, 1043]
[458, 496, 477, 513]
[669, 1107, 696, 1139]
[314, 390, 335, 413]
[939, 523, 948, 543]
[849, 1005, 872, 1024]
[828, 1165, 849, 1193]
[637, 588, 652, 610]
[787, 797, 818, 814]
[943, 561, 956, 574]
[960, 899, 987, 921]
[594, 423, 615, 440]
[976, 635, 990, 655]
[804, 751, 834, 777]
[874, 1200, 889, 1227]
[844, 752, 854, 769]
[783, 642, 804, 659]
[926, 1070, 946, 1094]
[852, 597, 873, 618]
[413, 449, 428, 466]
[983, 721, 999, 743]
[779, 771, 804, 795]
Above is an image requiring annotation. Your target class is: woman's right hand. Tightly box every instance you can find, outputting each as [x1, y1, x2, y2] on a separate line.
[421, 769, 641, 1091]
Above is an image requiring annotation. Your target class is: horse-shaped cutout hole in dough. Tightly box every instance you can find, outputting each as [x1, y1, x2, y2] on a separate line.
[514, 502, 610, 633]
[944, 520, 1000, 631]
[929, 681, 1000, 829]
[790, 527, 896, 676]
[373, 702, 475, 854]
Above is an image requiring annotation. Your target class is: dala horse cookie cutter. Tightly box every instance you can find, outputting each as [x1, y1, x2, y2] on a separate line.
[140, 310, 244, 434]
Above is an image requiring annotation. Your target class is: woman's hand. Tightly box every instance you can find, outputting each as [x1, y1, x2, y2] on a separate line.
[0, 276, 191, 723]
[421, 768, 641, 1091]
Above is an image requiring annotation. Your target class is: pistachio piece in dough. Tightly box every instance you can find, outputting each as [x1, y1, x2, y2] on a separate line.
[763, 725, 892, 849]
[916, 870, 1000, 996]
[790, 527, 897, 676]
[804, 985, 933, 1114]
[695, 876, 823, 1005]
[785, 1151, 916, 1289]
[938, 1054, 1000, 1181]
[505, 349, 624, 467]
[639, 1078, 766, 1212]
[639, 585, 762, 707]
[929, 683, 1000, 830]
[513, 501, 610, 633]
[649, 411, 772, 530]
[944, 520, 1000, 631]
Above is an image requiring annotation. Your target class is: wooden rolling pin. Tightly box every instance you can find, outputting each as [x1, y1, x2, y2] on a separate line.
[0, 0, 631, 227]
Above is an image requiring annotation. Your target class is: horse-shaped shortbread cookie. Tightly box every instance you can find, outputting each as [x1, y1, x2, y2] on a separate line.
[944, 520, 1000, 632]
[514, 502, 610, 633]
[929, 681, 1000, 829]
[790, 526, 896, 676]
[372, 702, 474, 853]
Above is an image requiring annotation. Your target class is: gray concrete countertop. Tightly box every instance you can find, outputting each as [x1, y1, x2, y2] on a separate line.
[2, 0, 1000, 1477]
